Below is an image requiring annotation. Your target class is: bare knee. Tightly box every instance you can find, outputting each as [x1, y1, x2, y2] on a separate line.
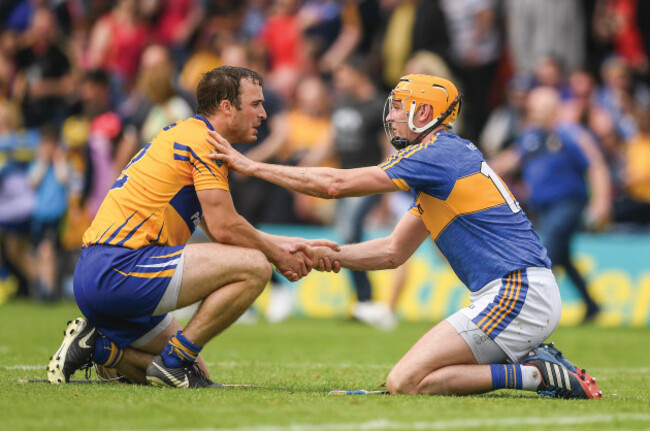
[386, 369, 419, 395]
[244, 249, 272, 291]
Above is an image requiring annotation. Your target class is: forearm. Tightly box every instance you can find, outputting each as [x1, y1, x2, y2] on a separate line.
[588, 164, 611, 209]
[245, 162, 342, 199]
[322, 237, 406, 271]
[204, 214, 280, 263]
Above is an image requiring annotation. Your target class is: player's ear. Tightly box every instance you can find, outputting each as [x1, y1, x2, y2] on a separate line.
[417, 103, 432, 122]
[219, 100, 232, 114]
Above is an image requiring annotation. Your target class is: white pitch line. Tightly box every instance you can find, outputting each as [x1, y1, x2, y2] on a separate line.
[205, 362, 392, 370]
[3, 365, 44, 370]
[205, 362, 650, 373]
[4, 363, 650, 373]
[117, 413, 650, 431]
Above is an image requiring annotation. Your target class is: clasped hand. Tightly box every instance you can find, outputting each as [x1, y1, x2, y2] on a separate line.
[276, 239, 341, 282]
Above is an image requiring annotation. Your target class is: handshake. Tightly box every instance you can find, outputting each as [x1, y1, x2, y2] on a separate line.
[273, 238, 342, 282]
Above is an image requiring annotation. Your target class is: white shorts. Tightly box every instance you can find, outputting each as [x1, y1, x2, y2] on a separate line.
[446, 267, 561, 364]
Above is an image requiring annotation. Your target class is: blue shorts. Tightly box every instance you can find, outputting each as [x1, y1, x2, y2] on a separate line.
[73, 244, 185, 348]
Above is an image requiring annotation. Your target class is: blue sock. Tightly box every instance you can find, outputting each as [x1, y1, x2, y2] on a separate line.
[92, 334, 124, 368]
[490, 364, 523, 390]
[161, 331, 202, 368]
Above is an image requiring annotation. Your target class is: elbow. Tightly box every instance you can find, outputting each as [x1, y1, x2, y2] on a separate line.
[384, 255, 406, 270]
[384, 242, 408, 269]
[211, 230, 233, 244]
[207, 224, 235, 244]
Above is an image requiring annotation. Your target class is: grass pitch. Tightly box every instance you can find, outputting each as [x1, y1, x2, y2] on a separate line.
[1, 300, 649, 431]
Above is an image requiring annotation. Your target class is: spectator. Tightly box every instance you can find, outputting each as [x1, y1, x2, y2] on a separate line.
[257, 0, 305, 100]
[298, 0, 362, 74]
[561, 69, 609, 128]
[480, 74, 531, 158]
[596, 55, 639, 141]
[279, 74, 336, 226]
[0, 99, 35, 298]
[178, 23, 222, 95]
[592, 0, 648, 76]
[137, 45, 194, 145]
[411, 0, 450, 63]
[439, 0, 502, 143]
[506, 0, 586, 78]
[491, 87, 610, 323]
[380, 0, 417, 88]
[303, 55, 394, 329]
[63, 69, 126, 217]
[532, 55, 571, 99]
[153, 0, 204, 72]
[86, 0, 152, 104]
[28, 124, 68, 300]
[13, 7, 74, 128]
[613, 105, 650, 225]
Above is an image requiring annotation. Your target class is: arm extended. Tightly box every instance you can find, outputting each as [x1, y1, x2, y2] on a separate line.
[316, 212, 430, 271]
[207, 130, 400, 199]
[198, 188, 310, 281]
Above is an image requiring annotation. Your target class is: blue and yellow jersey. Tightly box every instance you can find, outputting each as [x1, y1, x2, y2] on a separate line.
[82, 115, 228, 249]
[380, 131, 550, 292]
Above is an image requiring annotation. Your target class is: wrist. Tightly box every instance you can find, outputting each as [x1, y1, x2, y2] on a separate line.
[244, 160, 260, 176]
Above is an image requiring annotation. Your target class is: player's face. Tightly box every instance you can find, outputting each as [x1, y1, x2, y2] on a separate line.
[385, 98, 408, 138]
[232, 78, 267, 143]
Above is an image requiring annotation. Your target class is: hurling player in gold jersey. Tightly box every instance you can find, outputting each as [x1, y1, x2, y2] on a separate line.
[47, 66, 337, 388]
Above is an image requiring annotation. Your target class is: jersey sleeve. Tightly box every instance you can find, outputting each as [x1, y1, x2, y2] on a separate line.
[379, 142, 457, 200]
[174, 139, 229, 192]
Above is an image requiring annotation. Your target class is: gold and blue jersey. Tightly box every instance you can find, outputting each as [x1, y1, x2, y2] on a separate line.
[82, 115, 228, 249]
[380, 131, 551, 292]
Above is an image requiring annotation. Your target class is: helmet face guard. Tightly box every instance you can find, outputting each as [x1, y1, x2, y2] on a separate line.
[383, 74, 462, 150]
[383, 91, 410, 150]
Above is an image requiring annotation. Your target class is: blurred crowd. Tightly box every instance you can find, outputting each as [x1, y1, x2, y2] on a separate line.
[1, 0, 649, 306]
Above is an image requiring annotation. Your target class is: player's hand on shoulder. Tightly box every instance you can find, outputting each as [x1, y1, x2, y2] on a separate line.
[206, 130, 255, 175]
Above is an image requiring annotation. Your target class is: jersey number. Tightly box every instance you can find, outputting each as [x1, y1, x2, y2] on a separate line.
[480, 161, 521, 213]
[110, 142, 152, 190]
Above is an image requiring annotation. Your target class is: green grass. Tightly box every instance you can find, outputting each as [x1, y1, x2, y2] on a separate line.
[1, 300, 649, 431]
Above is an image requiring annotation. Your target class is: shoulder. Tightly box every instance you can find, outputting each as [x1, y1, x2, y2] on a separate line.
[435, 132, 485, 176]
[163, 117, 202, 138]
[428, 131, 474, 157]
[153, 118, 209, 151]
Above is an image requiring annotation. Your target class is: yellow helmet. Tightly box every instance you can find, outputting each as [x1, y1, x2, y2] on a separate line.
[384, 74, 462, 149]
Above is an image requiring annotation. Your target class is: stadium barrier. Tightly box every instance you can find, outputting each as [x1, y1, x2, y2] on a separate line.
[256, 225, 650, 327]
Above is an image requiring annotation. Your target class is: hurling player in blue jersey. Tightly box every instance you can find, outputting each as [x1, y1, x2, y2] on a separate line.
[208, 74, 601, 399]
